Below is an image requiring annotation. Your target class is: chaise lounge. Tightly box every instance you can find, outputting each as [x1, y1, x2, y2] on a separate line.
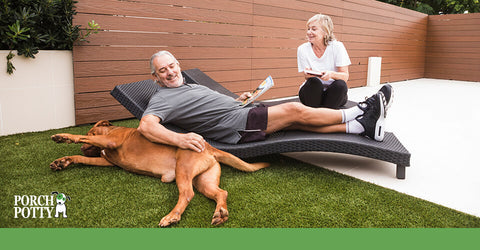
[111, 68, 411, 179]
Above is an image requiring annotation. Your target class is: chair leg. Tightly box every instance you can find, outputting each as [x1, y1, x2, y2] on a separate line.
[396, 165, 406, 179]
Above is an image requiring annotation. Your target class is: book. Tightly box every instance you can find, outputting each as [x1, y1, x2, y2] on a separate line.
[240, 75, 274, 106]
[304, 69, 324, 77]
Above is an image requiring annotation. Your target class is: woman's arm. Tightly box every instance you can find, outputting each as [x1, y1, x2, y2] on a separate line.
[319, 65, 349, 82]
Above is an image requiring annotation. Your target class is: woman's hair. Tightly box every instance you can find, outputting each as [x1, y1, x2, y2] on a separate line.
[307, 14, 336, 46]
[150, 50, 179, 74]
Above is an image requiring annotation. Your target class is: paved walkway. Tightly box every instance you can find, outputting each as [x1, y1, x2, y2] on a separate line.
[285, 78, 480, 217]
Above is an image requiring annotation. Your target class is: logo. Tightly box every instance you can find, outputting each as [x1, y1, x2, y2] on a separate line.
[14, 191, 71, 219]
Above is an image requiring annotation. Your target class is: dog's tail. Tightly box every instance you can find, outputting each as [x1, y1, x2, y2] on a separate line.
[211, 147, 270, 172]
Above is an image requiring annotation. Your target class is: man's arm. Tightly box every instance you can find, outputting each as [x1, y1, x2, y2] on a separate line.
[138, 114, 205, 152]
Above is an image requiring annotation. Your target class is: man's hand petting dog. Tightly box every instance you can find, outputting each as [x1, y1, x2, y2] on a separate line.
[176, 132, 205, 153]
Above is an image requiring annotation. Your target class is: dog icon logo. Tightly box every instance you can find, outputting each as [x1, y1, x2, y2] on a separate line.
[51, 191, 71, 218]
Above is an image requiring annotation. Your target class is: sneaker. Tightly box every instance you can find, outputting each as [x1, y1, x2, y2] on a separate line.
[378, 84, 393, 115]
[355, 92, 386, 141]
[357, 92, 380, 112]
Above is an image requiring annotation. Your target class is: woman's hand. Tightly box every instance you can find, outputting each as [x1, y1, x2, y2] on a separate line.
[303, 67, 326, 80]
[303, 67, 316, 79]
[304, 68, 349, 82]
[319, 70, 333, 81]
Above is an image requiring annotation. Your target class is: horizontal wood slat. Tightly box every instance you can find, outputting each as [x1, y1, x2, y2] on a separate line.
[83, 32, 253, 47]
[74, 14, 254, 37]
[76, 105, 134, 125]
[76, 0, 254, 25]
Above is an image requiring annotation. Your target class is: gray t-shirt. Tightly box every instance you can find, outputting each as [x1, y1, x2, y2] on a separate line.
[143, 83, 252, 144]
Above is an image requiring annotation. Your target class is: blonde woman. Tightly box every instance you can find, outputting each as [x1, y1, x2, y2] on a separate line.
[297, 14, 351, 109]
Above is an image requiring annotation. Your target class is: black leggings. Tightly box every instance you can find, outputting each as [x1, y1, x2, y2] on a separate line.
[298, 77, 348, 109]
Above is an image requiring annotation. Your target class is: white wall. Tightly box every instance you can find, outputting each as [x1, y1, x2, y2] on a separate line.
[0, 50, 75, 136]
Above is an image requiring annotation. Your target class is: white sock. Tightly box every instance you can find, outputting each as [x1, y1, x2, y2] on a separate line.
[346, 120, 365, 134]
[341, 106, 364, 123]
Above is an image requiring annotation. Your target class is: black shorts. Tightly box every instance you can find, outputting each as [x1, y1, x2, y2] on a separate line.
[238, 104, 268, 143]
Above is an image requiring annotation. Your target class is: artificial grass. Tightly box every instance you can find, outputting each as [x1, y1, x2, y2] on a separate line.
[1, 119, 479, 228]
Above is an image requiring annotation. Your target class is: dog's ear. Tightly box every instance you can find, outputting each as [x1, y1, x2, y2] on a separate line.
[51, 191, 59, 195]
[93, 120, 112, 127]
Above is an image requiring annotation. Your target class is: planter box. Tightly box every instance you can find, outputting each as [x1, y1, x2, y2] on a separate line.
[0, 50, 75, 136]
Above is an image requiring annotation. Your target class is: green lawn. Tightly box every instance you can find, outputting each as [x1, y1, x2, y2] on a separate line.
[1, 119, 479, 228]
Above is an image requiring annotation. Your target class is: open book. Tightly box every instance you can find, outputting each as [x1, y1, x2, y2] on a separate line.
[240, 76, 274, 106]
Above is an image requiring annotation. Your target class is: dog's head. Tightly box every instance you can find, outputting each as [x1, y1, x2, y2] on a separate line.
[51, 191, 70, 205]
[81, 120, 117, 157]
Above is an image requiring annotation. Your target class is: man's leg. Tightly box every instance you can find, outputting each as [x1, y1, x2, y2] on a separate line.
[265, 102, 345, 134]
[264, 92, 388, 141]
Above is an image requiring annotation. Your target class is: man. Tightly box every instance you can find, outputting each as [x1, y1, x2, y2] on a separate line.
[138, 51, 391, 153]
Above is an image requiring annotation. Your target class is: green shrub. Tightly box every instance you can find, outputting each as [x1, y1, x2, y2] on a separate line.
[0, 0, 99, 74]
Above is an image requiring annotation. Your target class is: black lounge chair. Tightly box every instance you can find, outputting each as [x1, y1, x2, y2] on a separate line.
[111, 68, 411, 179]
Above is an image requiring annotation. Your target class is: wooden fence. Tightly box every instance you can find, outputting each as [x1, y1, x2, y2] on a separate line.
[73, 0, 428, 124]
[426, 13, 480, 82]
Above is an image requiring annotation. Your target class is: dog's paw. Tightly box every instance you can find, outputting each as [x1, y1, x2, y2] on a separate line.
[51, 134, 74, 144]
[159, 213, 181, 227]
[50, 157, 73, 171]
[211, 207, 229, 226]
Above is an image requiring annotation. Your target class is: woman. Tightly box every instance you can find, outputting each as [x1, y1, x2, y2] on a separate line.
[297, 14, 351, 109]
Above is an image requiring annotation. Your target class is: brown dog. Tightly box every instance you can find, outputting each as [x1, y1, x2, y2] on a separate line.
[50, 120, 269, 227]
